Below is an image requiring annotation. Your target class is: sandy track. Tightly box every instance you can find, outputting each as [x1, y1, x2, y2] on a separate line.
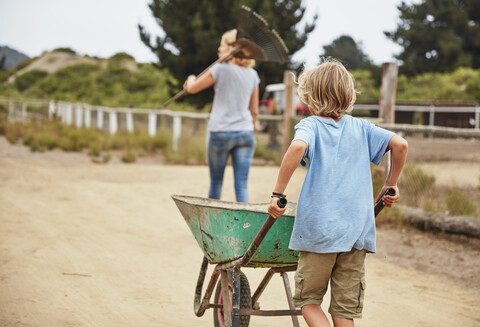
[1, 137, 479, 327]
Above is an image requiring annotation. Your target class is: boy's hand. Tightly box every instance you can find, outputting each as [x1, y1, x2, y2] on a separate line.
[376, 185, 400, 207]
[268, 197, 287, 219]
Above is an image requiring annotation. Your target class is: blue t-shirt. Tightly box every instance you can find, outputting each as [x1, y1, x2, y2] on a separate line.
[289, 115, 395, 253]
[209, 63, 260, 132]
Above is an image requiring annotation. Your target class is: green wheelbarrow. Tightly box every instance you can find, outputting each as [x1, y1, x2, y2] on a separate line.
[171, 195, 300, 327]
[172, 190, 394, 327]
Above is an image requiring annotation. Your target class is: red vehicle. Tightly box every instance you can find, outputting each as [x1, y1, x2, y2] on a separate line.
[258, 83, 310, 117]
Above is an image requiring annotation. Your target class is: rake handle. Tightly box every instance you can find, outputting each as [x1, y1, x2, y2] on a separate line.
[162, 47, 240, 108]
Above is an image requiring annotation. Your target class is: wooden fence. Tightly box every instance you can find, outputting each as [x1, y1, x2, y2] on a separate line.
[2, 97, 480, 152]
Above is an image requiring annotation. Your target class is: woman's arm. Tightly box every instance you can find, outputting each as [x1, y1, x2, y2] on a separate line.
[183, 71, 215, 94]
[268, 140, 307, 218]
[249, 87, 259, 125]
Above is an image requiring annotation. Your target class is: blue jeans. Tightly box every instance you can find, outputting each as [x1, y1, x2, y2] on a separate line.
[208, 131, 256, 203]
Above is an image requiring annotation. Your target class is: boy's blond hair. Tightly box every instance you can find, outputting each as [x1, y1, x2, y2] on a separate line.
[297, 58, 356, 118]
[222, 29, 255, 68]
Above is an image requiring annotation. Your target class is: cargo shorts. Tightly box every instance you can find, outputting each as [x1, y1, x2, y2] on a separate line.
[293, 248, 367, 319]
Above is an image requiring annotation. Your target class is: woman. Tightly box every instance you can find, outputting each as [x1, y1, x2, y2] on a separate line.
[183, 29, 260, 203]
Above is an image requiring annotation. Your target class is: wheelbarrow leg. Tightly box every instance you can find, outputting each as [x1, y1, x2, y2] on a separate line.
[194, 256, 220, 317]
[231, 268, 241, 327]
[220, 270, 233, 327]
[281, 272, 300, 327]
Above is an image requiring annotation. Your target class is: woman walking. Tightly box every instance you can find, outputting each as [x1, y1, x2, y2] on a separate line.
[183, 29, 260, 203]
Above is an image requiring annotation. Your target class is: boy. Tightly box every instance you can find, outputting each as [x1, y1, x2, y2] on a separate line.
[268, 59, 408, 327]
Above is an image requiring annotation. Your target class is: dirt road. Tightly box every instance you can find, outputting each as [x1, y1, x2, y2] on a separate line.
[1, 137, 479, 327]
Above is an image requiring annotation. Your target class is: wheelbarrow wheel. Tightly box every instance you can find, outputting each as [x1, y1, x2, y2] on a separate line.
[213, 270, 251, 327]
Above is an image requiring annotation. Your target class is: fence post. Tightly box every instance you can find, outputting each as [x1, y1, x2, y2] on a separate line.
[8, 99, 13, 120]
[66, 103, 73, 125]
[97, 109, 104, 129]
[58, 102, 65, 121]
[22, 102, 27, 119]
[126, 111, 134, 133]
[75, 103, 83, 128]
[282, 71, 295, 156]
[48, 101, 55, 120]
[379, 63, 398, 124]
[173, 115, 182, 151]
[429, 105, 435, 127]
[109, 110, 118, 135]
[475, 106, 479, 130]
[148, 112, 157, 136]
[84, 106, 91, 128]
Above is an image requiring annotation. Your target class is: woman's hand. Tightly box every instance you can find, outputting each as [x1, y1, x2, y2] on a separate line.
[183, 75, 197, 93]
[182, 72, 214, 94]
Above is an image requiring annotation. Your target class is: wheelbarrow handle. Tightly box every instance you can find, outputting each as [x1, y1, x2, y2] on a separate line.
[217, 197, 287, 270]
[374, 188, 396, 217]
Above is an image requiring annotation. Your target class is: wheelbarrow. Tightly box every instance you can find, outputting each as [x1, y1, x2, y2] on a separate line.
[171, 191, 394, 327]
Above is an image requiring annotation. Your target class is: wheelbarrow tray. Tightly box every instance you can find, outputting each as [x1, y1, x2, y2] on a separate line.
[172, 195, 298, 267]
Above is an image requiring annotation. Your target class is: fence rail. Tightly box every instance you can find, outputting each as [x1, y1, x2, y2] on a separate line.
[2, 97, 480, 147]
[355, 103, 480, 129]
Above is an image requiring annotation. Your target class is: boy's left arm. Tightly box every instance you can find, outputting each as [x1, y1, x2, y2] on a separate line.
[268, 140, 306, 218]
[376, 135, 408, 207]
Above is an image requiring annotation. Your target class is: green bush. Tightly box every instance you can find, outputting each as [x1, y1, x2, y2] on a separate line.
[445, 188, 478, 217]
[14, 70, 48, 91]
[163, 133, 206, 165]
[401, 164, 436, 206]
[351, 69, 379, 101]
[109, 52, 135, 61]
[53, 48, 77, 55]
[121, 151, 137, 163]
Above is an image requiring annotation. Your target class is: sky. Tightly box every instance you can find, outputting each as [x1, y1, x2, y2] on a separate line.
[0, 0, 420, 67]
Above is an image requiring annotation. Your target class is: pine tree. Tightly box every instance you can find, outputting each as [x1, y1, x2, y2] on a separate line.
[321, 35, 370, 70]
[385, 0, 480, 76]
[139, 0, 316, 105]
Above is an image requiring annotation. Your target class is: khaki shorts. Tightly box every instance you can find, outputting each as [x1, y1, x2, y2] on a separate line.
[293, 248, 367, 319]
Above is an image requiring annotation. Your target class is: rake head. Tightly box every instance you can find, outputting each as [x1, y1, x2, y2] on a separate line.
[232, 6, 289, 64]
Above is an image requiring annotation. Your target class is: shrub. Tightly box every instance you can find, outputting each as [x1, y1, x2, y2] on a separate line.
[88, 143, 101, 157]
[14, 70, 48, 91]
[445, 188, 478, 217]
[400, 164, 436, 206]
[163, 133, 206, 165]
[53, 48, 77, 55]
[121, 151, 136, 163]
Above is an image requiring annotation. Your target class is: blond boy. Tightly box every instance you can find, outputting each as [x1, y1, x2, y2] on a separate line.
[268, 59, 408, 327]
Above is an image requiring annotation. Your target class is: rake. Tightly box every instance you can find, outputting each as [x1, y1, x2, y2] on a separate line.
[162, 5, 289, 108]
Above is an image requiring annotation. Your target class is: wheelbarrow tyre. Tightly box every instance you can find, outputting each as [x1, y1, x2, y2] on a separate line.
[213, 270, 251, 327]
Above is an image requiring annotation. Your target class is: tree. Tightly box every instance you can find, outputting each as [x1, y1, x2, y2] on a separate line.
[139, 0, 316, 106]
[385, 0, 480, 76]
[321, 35, 370, 70]
[0, 55, 6, 70]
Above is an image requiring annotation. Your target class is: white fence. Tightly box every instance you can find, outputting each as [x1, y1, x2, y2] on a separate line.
[2, 97, 479, 150]
[355, 103, 480, 129]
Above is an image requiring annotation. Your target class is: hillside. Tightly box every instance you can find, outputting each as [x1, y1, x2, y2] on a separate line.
[0, 50, 176, 108]
[7, 50, 102, 83]
[0, 46, 29, 69]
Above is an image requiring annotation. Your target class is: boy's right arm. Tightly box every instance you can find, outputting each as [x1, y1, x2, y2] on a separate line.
[268, 140, 306, 219]
[376, 135, 408, 207]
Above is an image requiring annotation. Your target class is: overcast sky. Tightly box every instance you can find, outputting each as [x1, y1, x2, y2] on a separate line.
[0, 0, 420, 66]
